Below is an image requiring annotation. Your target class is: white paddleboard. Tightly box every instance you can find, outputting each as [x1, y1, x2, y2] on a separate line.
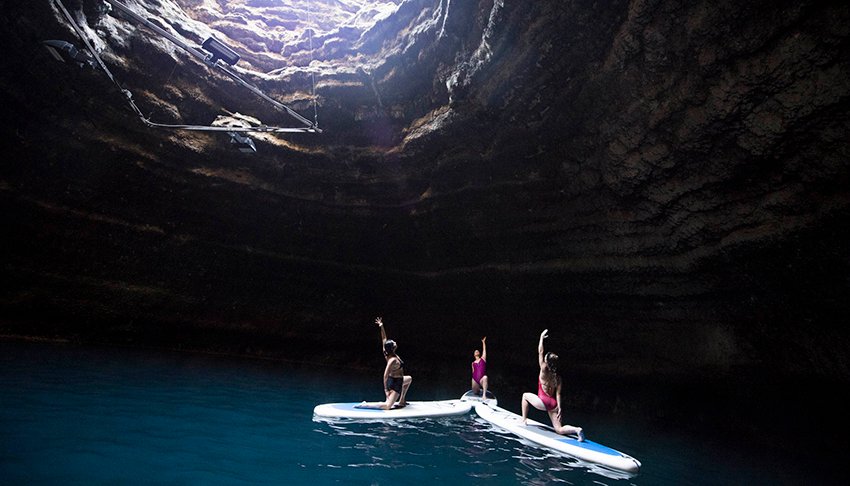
[474, 403, 641, 474]
[313, 399, 472, 420]
[459, 389, 498, 407]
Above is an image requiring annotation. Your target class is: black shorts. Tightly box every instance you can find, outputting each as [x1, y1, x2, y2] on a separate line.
[386, 376, 403, 394]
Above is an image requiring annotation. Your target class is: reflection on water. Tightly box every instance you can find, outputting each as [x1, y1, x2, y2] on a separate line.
[313, 414, 638, 483]
[475, 418, 638, 482]
[1, 341, 841, 485]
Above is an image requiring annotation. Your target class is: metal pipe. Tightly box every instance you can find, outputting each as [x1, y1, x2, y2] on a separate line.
[102, 0, 320, 131]
[102, 0, 209, 62]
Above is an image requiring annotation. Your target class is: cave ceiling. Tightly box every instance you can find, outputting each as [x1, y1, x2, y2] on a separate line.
[2, 0, 849, 376]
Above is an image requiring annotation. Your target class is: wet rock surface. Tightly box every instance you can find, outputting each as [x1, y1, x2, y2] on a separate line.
[2, 0, 849, 428]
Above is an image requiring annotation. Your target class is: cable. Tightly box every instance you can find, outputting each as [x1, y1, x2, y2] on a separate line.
[307, 1, 319, 129]
[50, 0, 320, 135]
[101, 0, 319, 131]
[52, 0, 149, 121]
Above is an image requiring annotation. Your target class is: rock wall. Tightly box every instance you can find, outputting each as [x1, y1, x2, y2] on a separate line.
[1, 0, 849, 387]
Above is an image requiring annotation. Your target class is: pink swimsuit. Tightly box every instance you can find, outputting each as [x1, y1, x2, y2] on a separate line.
[537, 380, 558, 411]
[472, 359, 487, 385]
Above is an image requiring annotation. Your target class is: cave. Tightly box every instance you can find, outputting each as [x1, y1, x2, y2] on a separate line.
[2, 0, 849, 471]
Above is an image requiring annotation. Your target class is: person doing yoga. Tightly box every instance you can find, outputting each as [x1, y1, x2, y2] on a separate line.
[356, 317, 412, 410]
[471, 336, 489, 397]
[520, 329, 584, 440]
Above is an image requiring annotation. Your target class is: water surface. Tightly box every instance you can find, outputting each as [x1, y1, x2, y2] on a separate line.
[0, 342, 840, 484]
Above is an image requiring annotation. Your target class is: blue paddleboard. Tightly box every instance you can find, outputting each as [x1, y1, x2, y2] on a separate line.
[474, 402, 640, 474]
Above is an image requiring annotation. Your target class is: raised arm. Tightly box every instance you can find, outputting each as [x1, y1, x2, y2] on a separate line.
[538, 329, 548, 367]
[481, 336, 487, 362]
[376, 316, 387, 345]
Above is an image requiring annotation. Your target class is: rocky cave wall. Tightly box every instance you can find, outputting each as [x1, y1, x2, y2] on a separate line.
[1, 0, 849, 387]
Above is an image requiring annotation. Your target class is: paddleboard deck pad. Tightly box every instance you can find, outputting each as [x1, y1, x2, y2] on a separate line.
[474, 403, 641, 474]
[460, 389, 498, 407]
[314, 399, 472, 420]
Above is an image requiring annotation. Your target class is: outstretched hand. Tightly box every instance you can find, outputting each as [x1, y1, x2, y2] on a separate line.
[541, 329, 549, 339]
[375, 317, 383, 327]
[481, 336, 486, 343]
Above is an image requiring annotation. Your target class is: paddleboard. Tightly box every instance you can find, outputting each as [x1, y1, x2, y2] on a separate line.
[459, 389, 498, 407]
[474, 403, 641, 474]
[313, 399, 472, 420]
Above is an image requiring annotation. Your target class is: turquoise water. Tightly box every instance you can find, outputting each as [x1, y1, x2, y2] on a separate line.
[0, 342, 839, 484]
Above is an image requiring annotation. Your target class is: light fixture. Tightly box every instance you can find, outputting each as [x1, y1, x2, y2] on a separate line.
[43, 40, 94, 68]
[201, 37, 240, 66]
[227, 132, 257, 153]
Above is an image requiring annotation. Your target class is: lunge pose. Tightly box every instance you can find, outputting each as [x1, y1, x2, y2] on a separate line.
[471, 337, 489, 397]
[521, 329, 584, 440]
[357, 317, 412, 409]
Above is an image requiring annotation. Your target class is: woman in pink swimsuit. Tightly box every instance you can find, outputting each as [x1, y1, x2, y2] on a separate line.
[521, 329, 584, 440]
[471, 337, 489, 397]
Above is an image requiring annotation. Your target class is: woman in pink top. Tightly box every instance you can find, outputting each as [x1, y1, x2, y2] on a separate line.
[521, 329, 584, 440]
[471, 336, 489, 397]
